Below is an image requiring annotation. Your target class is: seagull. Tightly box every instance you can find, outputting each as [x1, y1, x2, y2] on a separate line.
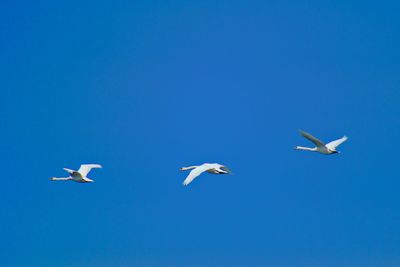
[50, 164, 102, 183]
[180, 163, 231, 186]
[295, 130, 348, 154]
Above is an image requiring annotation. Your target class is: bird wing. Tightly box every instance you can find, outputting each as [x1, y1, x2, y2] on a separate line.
[299, 130, 325, 147]
[182, 164, 211, 186]
[325, 136, 348, 150]
[78, 164, 102, 177]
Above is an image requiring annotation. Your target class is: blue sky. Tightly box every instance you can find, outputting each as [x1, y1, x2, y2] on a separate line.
[1, 0, 400, 266]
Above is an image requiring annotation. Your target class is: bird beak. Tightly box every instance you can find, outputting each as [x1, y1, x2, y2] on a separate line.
[222, 166, 232, 174]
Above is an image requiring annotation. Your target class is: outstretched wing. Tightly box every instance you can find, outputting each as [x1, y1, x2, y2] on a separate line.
[299, 130, 325, 147]
[182, 164, 210, 186]
[325, 136, 348, 150]
[78, 164, 102, 177]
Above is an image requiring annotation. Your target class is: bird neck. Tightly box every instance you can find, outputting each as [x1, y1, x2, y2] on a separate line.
[295, 146, 317, 151]
[51, 177, 72, 181]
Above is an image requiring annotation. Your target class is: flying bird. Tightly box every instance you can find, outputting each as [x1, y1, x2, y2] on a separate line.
[295, 130, 348, 154]
[50, 164, 102, 183]
[180, 163, 231, 186]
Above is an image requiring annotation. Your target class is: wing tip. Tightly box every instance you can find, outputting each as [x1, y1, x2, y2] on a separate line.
[81, 163, 102, 167]
[298, 129, 308, 136]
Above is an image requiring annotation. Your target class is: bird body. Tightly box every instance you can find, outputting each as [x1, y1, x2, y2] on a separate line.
[180, 163, 231, 186]
[50, 164, 102, 183]
[295, 130, 348, 155]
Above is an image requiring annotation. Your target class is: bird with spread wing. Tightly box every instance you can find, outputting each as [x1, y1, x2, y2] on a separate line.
[295, 130, 348, 155]
[50, 164, 102, 183]
[180, 163, 232, 186]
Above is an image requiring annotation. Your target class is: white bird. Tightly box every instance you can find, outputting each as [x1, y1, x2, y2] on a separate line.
[50, 164, 102, 183]
[295, 130, 348, 154]
[180, 163, 232, 186]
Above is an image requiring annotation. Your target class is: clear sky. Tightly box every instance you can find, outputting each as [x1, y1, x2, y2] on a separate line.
[1, 0, 400, 266]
